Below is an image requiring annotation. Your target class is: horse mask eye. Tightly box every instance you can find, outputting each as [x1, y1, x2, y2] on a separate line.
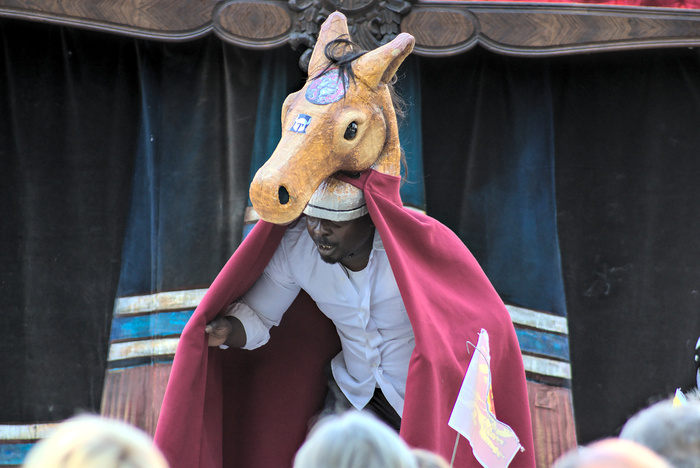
[344, 122, 358, 140]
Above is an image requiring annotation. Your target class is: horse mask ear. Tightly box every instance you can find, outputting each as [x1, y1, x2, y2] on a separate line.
[307, 12, 351, 79]
[353, 33, 415, 90]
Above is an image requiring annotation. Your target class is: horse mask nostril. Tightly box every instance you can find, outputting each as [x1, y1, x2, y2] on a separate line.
[278, 186, 290, 205]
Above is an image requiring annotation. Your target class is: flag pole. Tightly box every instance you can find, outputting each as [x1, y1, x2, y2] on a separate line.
[450, 433, 460, 467]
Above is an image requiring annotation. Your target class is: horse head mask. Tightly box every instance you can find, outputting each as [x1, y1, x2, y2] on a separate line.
[249, 12, 415, 224]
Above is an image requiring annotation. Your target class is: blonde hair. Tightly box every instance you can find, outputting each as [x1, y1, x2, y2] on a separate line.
[294, 411, 417, 468]
[412, 448, 450, 468]
[22, 415, 169, 468]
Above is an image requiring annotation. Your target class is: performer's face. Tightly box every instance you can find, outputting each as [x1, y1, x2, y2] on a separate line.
[305, 214, 375, 271]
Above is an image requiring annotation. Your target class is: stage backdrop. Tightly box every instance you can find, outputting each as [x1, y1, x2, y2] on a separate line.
[420, 46, 700, 442]
[1, 15, 699, 467]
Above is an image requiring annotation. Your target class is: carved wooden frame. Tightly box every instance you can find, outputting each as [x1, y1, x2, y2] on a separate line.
[1, 0, 699, 57]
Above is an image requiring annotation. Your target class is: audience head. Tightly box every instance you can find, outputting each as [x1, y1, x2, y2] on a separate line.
[619, 392, 700, 468]
[22, 414, 169, 468]
[412, 448, 450, 468]
[552, 438, 672, 468]
[293, 410, 418, 468]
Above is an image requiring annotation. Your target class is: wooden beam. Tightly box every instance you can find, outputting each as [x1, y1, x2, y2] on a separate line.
[2, 1, 700, 57]
[404, 2, 700, 56]
[0, 0, 218, 40]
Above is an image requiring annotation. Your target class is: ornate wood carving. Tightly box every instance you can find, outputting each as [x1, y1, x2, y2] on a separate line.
[289, 0, 414, 48]
[214, 0, 416, 70]
[0, 0, 218, 40]
[214, 1, 293, 49]
[403, 2, 700, 56]
[2, 0, 700, 56]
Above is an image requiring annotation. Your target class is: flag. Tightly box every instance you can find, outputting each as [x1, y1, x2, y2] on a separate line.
[448, 329, 524, 468]
[673, 388, 687, 407]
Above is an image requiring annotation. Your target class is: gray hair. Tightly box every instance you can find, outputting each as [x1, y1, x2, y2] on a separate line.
[293, 411, 418, 468]
[620, 394, 700, 468]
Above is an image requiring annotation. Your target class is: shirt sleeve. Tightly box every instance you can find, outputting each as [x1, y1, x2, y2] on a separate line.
[226, 235, 302, 349]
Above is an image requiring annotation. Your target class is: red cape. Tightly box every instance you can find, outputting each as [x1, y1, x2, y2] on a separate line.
[154, 170, 535, 467]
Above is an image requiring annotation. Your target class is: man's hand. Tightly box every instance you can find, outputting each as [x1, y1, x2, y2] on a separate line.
[205, 317, 233, 347]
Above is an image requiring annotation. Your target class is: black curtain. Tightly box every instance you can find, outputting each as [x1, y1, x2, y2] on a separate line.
[420, 46, 700, 444]
[0, 19, 139, 422]
[553, 49, 700, 442]
[0, 19, 263, 423]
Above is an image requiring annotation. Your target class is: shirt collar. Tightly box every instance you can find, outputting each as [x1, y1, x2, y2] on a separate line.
[372, 229, 384, 252]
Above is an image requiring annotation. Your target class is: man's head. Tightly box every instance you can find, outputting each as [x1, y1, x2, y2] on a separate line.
[552, 438, 672, 468]
[619, 395, 700, 468]
[22, 415, 169, 468]
[305, 213, 374, 272]
[293, 411, 417, 468]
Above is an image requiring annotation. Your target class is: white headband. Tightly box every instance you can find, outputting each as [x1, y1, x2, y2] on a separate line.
[302, 177, 368, 221]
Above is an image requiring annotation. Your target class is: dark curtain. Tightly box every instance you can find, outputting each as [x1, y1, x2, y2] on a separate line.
[420, 51, 566, 317]
[116, 34, 261, 296]
[553, 49, 700, 441]
[0, 19, 262, 424]
[420, 47, 700, 443]
[0, 19, 139, 423]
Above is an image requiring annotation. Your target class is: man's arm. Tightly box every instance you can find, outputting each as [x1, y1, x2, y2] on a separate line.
[204, 275, 300, 350]
[204, 228, 302, 349]
[205, 316, 246, 348]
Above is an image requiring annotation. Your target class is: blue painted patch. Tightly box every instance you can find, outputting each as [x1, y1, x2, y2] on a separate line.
[107, 354, 176, 371]
[290, 114, 311, 133]
[0, 442, 33, 465]
[305, 68, 348, 105]
[515, 328, 570, 361]
[109, 310, 194, 341]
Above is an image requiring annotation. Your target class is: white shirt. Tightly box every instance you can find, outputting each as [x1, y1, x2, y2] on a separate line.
[228, 220, 415, 416]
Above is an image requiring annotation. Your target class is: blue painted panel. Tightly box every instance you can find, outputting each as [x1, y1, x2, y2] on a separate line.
[242, 223, 256, 238]
[515, 328, 569, 361]
[0, 443, 33, 465]
[109, 310, 193, 341]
